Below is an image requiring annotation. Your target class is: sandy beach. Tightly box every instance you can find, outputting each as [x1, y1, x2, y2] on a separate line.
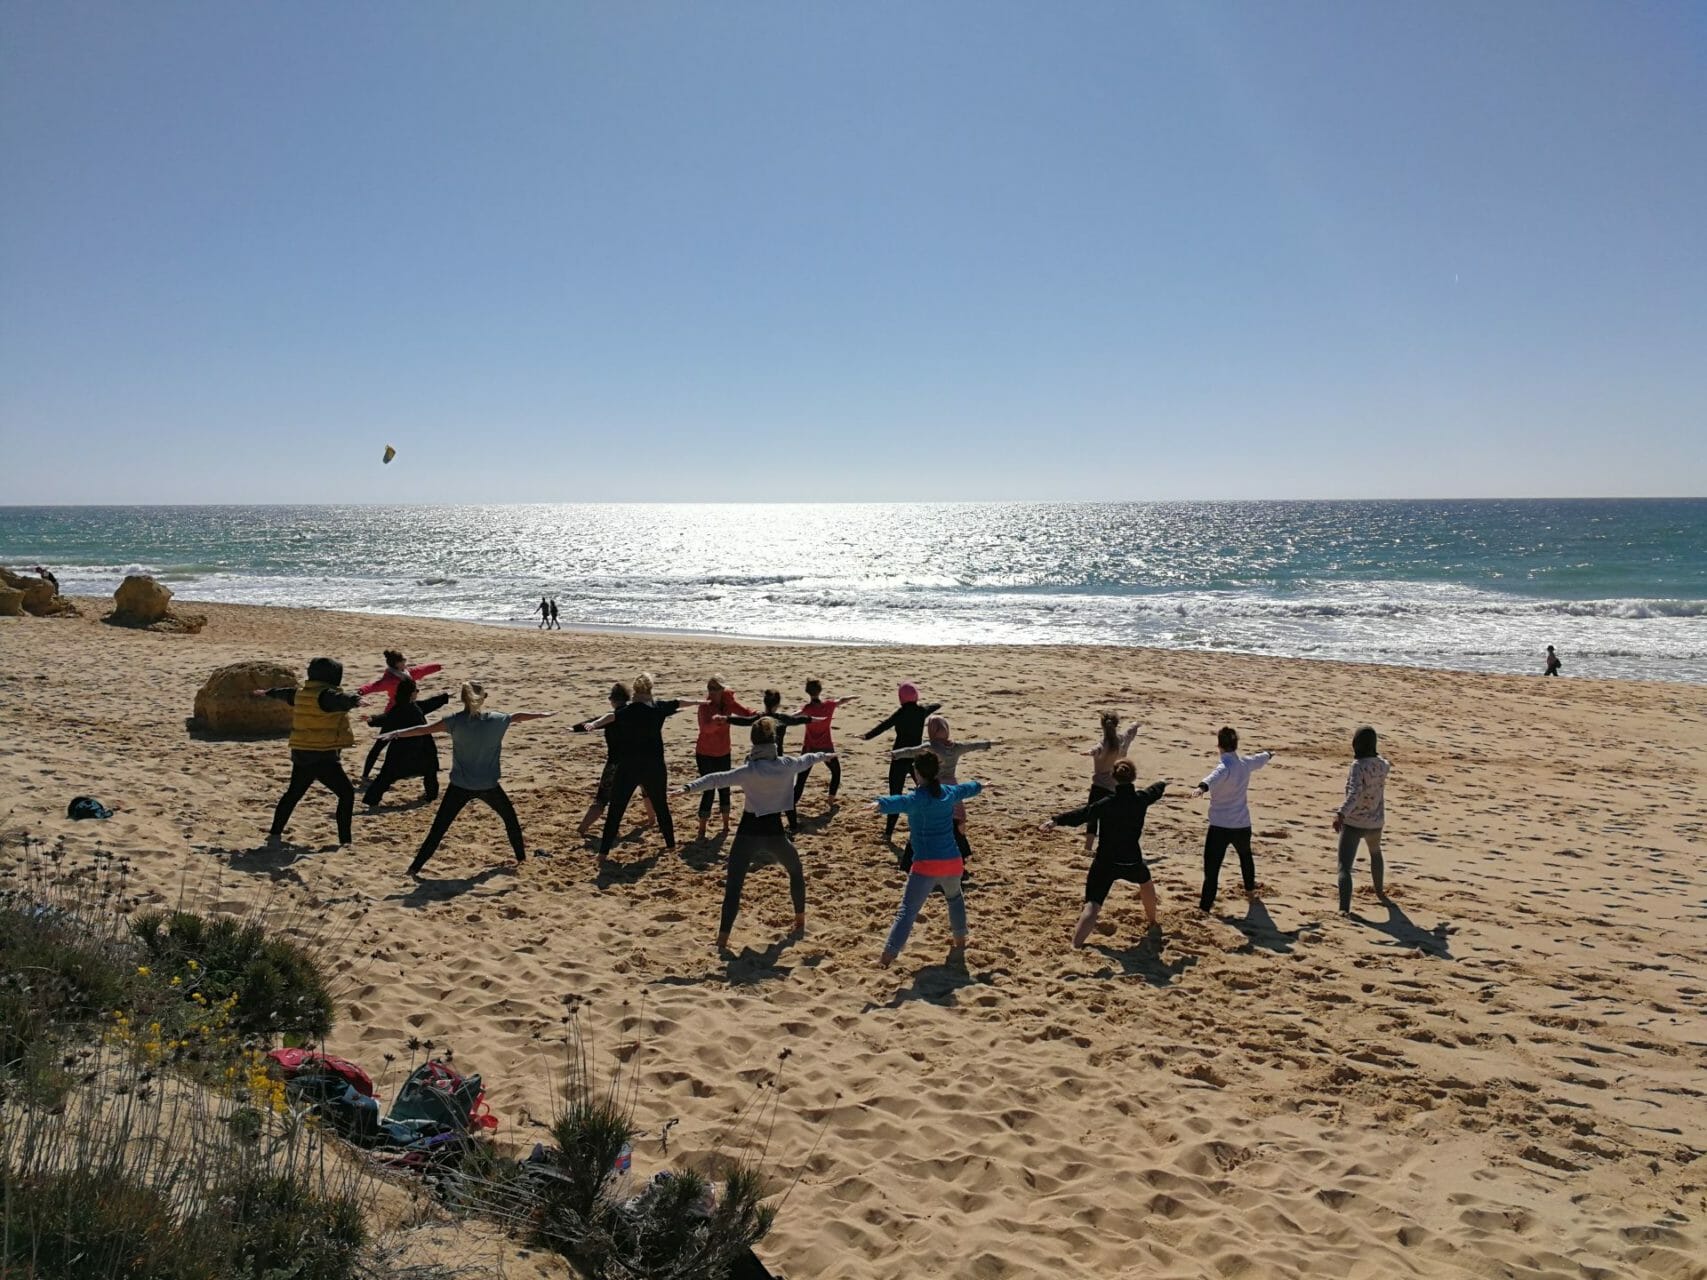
[3, 600, 1704, 1279]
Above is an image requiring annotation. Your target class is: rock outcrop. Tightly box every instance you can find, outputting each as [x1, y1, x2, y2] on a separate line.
[0, 566, 75, 616]
[192, 662, 298, 736]
[0, 585, 23, 617]
[112, 574, 173, 624]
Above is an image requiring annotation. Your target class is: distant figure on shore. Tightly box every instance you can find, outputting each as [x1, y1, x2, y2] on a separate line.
[693, 676, 755, 842]
[536, 597, 550, 628]
[548, 598, 561, 630]
[1041, 759, 1166, 945]
[872, 751, 980, 967]
[253, 657, 363, 848]
[862, 683, 943, 844]
[33, 565, 58, 593]
[573, 682, 657, 838]
[1334, 726, 1390, 915]
[363, 677, 450, 807]
[378, 681, 557, 876]
[1081, 711, 1140, 854]
[358, 650, 444, 779]
[1188, 726, 1275, 912]
[793, 679, 857, 810]
[680, 718, 834, 953]
[1544, 645, 1562, 676]
[887, 715, 993, 869]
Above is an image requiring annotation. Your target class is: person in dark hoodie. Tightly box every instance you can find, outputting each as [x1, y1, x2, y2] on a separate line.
[861, 682, 943, 843]
[362, 676, 451, 806]
[253, 657, 364, 847]
[1041, 759, 1167, 945]
[575, 673, 706, 863]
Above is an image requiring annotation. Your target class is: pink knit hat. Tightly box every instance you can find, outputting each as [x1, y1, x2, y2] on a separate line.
[898, 682, 919, 703]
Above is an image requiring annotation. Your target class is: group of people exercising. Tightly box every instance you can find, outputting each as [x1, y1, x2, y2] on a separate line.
[258, 651, 1392, 968]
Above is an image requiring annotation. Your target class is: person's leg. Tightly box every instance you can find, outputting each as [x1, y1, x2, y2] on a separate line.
[421, 769, 440, 803]
[1138, 880, 1160, 927]
[640, 765, 675, 849]
[940, 875, 969, 948]
[478, 786, 527, 861]
[953, 821, 973, 862]
[826, 755, 841, 797]
[360, 737, 384, 781]
[1072, 901, 1103, 949]
[884, 759, 912, 840]
[717, 836, 753, 947]
[776, 838, 807, 933]
[1233, 827, 1256, 894]
[580, 761, 615, 836]
[880, 873, 935, 963]
[269, 754, 317, 841]
[1337, 824, 1360, 913]
[362, 767, 392, 808]
[409, 785, 475, 874]
[1365, 828, 1386, 897]
[793, 763, 813, 808]
[1076, 864, 1113, 947]
[1200, 826, 1232, 912]
[314, 756, 356, 845]
[695, 754, 724, 830]
[598, 770, 640, 857]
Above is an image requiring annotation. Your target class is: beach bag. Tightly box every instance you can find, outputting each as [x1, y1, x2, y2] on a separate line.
[66, 796, 113, 820]
[285, 1075, 381, 1143]
[387, 1060, 497, 1134]
[266, 1047, 375, 1096]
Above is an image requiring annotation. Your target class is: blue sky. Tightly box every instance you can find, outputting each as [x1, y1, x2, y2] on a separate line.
[2, 1, 1703, 502]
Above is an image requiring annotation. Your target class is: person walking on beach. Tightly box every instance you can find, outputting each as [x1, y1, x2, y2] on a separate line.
[548, 598, 561, 630]
[254, 658, 364, 848]
[872, 752, 981, 967]
[358, 650, 444, 779]
[578, 673, 700, 863]
[793, 679, 857, 811]
[363, 677, 450, 807]
[1544, 645, 1562, 676]
[1334, 726, 1390, 914]
[573, 682, 657, 838]
[679, 719, 835, 953]
[1041, 760, 1167, 945]
[1187, 727, 1275, 912]
[886, 715, 993, 869]
[1081, 712, 1140, 854]
[693, 676, 756, 842]
[861, 683, 943, 843]
[536, 597, 550, 629]
[377, 681, 556, 876]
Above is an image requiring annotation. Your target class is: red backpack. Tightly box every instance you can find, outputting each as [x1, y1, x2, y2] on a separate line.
[266, 1047, 375, 1098]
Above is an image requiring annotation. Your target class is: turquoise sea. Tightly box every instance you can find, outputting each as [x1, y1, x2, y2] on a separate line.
[2, 500, 1703, 682]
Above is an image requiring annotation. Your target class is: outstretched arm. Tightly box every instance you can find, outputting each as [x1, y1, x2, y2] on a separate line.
[509, 711, 559, 726]
[572, 712, 616, 733]
[379, 720, 451, 743]
[862, 709, 901, 740]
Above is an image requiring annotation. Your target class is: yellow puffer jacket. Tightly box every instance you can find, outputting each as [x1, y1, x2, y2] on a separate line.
[289, 680, 355, 751]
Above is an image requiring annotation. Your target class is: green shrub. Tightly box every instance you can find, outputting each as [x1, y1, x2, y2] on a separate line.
[131, 911, 334, 1040]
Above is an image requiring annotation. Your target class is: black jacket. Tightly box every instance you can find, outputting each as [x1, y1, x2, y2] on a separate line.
[1054, 781, 1167, 863]
[861, 702, 942, 749]
[370, 693, 451, 776]
[605, 700, 683, 766]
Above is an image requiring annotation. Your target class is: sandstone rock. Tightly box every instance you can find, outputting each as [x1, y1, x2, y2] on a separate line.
[112, 574, 173, 625]
[0, 585, 23, 617]
[0, 566, 57, 615]
[193, 662, 297, 735]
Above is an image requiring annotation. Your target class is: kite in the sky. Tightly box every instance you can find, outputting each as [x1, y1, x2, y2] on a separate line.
[382, 445, 397, 465]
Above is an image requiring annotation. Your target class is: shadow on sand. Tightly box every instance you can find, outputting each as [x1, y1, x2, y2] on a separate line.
[1072, 928, 1200, 987]
[652, 933, 812, 989]
[1227, 896, 1318, 956]
[1351, 897, 1454, 958]
[386, 865, 514, 908]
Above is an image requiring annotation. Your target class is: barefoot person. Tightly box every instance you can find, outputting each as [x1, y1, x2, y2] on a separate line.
[1334, 725, 1390, 914]
[861, 682, 943, 843]
[573, 682, 656, 838]
[581, 673, 701, 863]
[693, 676, 756, 842]
[1041, 760, 1166, 945]
[1544, 644, 1562, 676]
[871, 752, 982, 968]
[254, 658, 364, 848]
[1187, 726, 1275, 912]
[792, 679, 856, 810]
[363, 677, 451, 807]
[887, 715, 993, 868]
[378, 682, 557, 876]
[1080, 712, 1140, 854]
[678, 718, 835, 952]
[358, 650, 445, 780]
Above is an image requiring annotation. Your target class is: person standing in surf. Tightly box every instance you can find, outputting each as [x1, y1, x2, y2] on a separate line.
[679, 718, 835, 953]
[1544, 645, 1562, 676]
[1187, 726, 1275, 912]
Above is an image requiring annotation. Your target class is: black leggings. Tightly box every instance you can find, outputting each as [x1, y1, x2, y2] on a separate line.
[361, 737, 385, 779]
[696, 753, 732, 820]
[1084, 784, 1115, 838]
[364, 764, 439, 808]
[600, 761, 674, 855]
[720, 815, 806, 936]
[883, 758, 917, 838]
[410, 784, 524, 873]
[792, 756, 841, 802]
[1200, 825, 1256, 912]
[271, 750, 354, 845]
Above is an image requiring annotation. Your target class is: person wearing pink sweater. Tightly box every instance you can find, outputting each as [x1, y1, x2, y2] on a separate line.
[359, 650, 443, 779]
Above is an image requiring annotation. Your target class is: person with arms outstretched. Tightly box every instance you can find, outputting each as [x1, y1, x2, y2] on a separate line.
[861, 682, 943, 843]
[1042, 760, 1167, 945]
[871, 751, 981, 967]
[254, 657, 364, 848]
[1187, 726, 1274, 912]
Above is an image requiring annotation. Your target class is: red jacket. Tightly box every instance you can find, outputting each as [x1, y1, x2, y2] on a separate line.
[696, 691, 754, 756]
[358, 663, 443, 712]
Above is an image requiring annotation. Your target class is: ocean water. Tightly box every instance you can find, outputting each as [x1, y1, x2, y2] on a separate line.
[2, 501, 1704, 683]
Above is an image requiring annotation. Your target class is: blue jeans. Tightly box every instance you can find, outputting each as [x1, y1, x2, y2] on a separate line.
[1337, 825, 1385, 912]
[883, 873, 967, 957]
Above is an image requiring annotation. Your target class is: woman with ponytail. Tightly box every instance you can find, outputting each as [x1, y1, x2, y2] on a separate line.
[870, 751, 983, 967]
[377, 681, 557, 876]
[1080, 711, 1140, 854]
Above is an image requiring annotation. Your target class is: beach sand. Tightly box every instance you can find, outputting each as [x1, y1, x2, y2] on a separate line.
[3, 601, 1705, 1279]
